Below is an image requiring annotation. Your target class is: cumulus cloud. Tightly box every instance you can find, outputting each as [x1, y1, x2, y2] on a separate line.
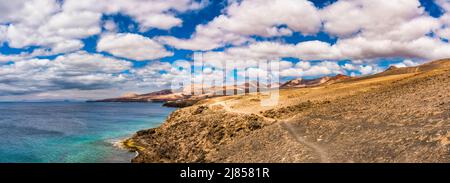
[0, 51, 132, 95]
[339, 62, 383, 76]
[0, 0, 206, 60]
[43, 11, 102, 39]
[0, 25, 6, 44]
[162, 0, 450, 60]
[436, 0, 450, 11]
[358, 65, 379, 75]
[214, 0, 321, 36]
[196, 40, 341, 64]
[334, 36, 450, 60]
[131, 61, 186, 88]
[60, 0, 208, 31]
[103, 20, 118, 32]
[320, 0, 450, 60]
[0, 0, 28, 22]
[391, 59, 420, 68]
[0, 0, 98, 56]
[437, 0, 450, 40]
[62, 0, 207, 31]
[0, 48, 79, 63]
[179, 0, 447, 63]
[97, 33, 173, 61]
[157, 24, 250, 51]
[279, 61, 344, 77]
[159, 0, 321, 50]
[321, 0, 430, 38]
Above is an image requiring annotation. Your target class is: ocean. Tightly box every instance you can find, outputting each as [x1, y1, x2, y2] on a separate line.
[0, 102, 175, 163]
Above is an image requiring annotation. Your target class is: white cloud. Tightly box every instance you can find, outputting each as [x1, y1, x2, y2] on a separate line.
[0, 0, 95, 55]
[437, 0, 450, 11]
[0, 48, 69, 63]
[97, 33, 173, 61]
[103, 20, 118, 32]
[42, 11, 102, 39]
[214, 0, 321, 36]
[131, 61, 193, 88]
[0, 0, 207, 60]
[437, 1, 450, 40]
[159, 0, 321, 50]
[0, 0, 28, 22]
[342, 63, 356, 71]
[295, 61, 311, 70]
[62, 0, 206, 31]
[7, 0, 59, 26]
[350, 64, 383, 75]
[437, 27, 450, 40]
[185, 0, 450, 61]
[279, 61, 345, 77]
[391, 59, 420, 68]
[278, 61, 294, 70]
[280, 60, 387, 78]
[359, 65, 376, 75]
[51, 40, 84, 54]
[321, 0, 428, 38]
[53, 51, 132, 73]
[0, 51, 132, 95]
[0, 25, 6, 44]
[0, 52, 193, 99]
[402, 59, 419, 67]
[211, 31, 450, 62]
[319, 0, 450, 60]
[157, 24, 250, 51]
[203, 41, 341, 61]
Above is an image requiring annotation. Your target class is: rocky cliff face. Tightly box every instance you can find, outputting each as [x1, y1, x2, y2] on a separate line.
[127, 106, 273, 162]
[125, 59, 450, 163]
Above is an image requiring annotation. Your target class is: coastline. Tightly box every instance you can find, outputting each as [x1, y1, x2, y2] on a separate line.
[121, 138, 142, 159]
[0, 102, 176, 163]
[115, 105, 177, 162]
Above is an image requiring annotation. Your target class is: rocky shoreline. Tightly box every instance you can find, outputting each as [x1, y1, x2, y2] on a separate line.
[123, 105, 273, 162]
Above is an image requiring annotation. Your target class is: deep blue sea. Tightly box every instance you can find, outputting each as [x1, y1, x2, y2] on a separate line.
[0, 102, 175, 163]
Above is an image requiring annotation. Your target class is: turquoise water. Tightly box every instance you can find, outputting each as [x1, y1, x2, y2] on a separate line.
[0, 102, 175, 163]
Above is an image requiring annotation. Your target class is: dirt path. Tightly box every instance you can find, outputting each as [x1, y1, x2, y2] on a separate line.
[211, 100, 331, 163]
[212, 100, 277, 122]
[279, 121, 331, 163]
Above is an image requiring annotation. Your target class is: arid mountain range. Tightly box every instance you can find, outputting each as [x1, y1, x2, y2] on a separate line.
[93, 73, 351, 107]
[124, 59, 450, 163]
[280, 74, 351, 88]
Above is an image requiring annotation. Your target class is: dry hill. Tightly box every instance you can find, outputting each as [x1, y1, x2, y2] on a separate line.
[125, 59, 450, 163]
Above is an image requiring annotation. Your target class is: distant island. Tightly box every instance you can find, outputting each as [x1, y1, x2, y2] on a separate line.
[119, 59, 450, 163]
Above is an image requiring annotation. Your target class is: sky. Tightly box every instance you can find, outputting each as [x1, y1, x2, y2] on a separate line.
[1, 0, 450, 101]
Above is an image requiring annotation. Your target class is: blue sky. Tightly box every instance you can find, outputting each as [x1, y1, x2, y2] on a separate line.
[1, 0, 450, 101]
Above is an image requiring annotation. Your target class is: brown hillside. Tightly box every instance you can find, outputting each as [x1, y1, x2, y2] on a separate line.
[126, 59, 450, 163]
